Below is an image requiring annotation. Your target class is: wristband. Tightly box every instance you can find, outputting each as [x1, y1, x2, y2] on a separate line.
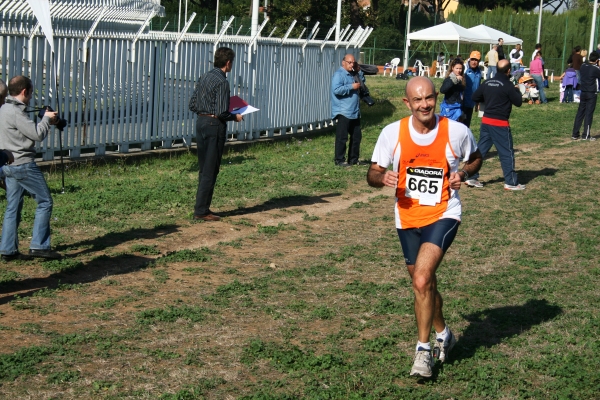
[460, 169, 469, 182]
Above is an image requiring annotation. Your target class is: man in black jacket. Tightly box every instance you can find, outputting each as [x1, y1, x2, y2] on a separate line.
[467, 59, 526, 191]
[497, 38, 505, 61]
[572, 52, 600, 141]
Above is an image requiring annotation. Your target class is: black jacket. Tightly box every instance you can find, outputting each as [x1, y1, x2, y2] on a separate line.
[578, 62, 600, 93]
[471, 72, 522, 121]
[497, 45, 505, 60]
[440, 77, 465, 105]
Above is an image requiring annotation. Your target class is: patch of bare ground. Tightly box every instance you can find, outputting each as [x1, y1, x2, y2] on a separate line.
[0, 139, 597, 397]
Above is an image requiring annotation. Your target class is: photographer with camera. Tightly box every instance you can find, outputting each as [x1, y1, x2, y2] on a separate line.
[0, 75, 62, 261]
[331, 54, 368, 167]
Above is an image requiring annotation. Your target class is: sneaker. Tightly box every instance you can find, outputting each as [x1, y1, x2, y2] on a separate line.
[571, 136, 580, 140]
[433, 330, 457, 363]
[504, 183, 526, 191]
[410, 348, 434, 378]
[584, 137, 597, 141]
[464, 179, 484, 188]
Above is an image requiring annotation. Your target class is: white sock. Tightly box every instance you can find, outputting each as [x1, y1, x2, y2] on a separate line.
[436, 326, 449, 342]
[416, 341, 431, 351]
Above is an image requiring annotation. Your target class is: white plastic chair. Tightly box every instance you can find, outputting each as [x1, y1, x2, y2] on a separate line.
[386, 58, 400, 77]
[414, 60, 429, 77]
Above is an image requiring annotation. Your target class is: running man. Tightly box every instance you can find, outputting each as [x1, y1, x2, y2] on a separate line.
[367, 77, 482, 378]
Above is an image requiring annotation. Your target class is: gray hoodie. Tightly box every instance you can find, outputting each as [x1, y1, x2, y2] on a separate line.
[0, 95, 52, 165]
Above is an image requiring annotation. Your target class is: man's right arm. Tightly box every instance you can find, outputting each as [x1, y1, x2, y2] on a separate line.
[332, 72, 355, 96]
[367, 163, 398, 188]
[471, 84, 484, 103]
[17, 109, 55, 142]
[508, 84, 523, 107]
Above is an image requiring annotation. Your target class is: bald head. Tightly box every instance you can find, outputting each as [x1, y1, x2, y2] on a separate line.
[497, 59, 510, 75]
[405, 76, 435, 98]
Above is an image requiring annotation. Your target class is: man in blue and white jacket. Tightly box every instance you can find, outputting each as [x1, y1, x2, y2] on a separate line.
[463, 51, 483, 128]
[331, 53, 366, 166]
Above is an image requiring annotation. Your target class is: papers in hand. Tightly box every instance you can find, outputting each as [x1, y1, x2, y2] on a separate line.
[230, 95, 259, 116]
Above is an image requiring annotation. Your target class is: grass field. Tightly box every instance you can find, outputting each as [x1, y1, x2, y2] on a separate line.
[0, 76, 598, 399]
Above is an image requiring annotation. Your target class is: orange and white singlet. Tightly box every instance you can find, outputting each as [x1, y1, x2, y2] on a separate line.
[370, 115, 478, 230]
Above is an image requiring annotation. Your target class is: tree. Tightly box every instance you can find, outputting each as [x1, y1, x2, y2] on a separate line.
[459, 0, 544, 11]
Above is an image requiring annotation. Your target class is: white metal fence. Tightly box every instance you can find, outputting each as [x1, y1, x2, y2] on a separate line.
[0, 9, 372, 161]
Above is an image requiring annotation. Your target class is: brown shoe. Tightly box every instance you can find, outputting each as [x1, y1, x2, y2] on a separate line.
[193, 214, 221, 222]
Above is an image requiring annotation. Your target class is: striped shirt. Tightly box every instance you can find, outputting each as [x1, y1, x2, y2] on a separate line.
[193, 68, 235, 122]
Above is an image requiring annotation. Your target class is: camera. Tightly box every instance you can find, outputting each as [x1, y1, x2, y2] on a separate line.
[360, 88, 375, 107]
[38, 106, 68, 131]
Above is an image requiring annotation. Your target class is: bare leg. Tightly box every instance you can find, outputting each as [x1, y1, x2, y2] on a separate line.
[406, 243, 446, 343]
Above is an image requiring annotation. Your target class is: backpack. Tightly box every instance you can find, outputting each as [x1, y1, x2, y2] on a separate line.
[396, 73, 409, 80]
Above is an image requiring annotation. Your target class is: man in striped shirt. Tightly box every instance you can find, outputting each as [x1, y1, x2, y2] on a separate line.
[191, 47, 243, 222]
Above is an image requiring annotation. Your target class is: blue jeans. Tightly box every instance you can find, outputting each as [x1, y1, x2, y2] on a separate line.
[0, 162, 53, 255]
[531, 74, 547, 103]
[564, 85, 574, 103]
[471, 123, 519, 186]
[487, 66, 497, 80]
[511, 63, 521, 73]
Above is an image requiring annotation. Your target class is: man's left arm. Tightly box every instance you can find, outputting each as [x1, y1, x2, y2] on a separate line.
[450, 150, 483, 190]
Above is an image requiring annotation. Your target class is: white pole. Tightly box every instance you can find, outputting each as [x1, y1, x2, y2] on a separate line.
[403, 0, 412, 71]
[178, 0, 182, 32]
[589, 0, 599, 57]
[336, 0, 342, 41]
[251, 0, 260, 37]
[215, 0, 219, 34]
[536, 0, 543, 44]
[185, 0, 188, 26]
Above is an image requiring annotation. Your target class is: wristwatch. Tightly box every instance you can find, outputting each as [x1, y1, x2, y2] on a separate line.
[460, 169, 469, 182]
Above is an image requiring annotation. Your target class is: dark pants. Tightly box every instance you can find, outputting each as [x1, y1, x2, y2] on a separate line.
[334, 115, 362, 164]
[461, 106, 474, 128]
[194, 116, 226, 216]
[572, 91, 598, 139]
[471, 123, 519, 186]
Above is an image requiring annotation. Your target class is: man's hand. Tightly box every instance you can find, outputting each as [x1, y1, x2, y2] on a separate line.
[234, 114, 243, 122]
[352, 82, 361, 90]
[367, 163, 398, 188]
[448, 172, 462, 190]
[2, 150, 14, 164]
[381, 170, 398, 188]
[45, 110, 58, 124]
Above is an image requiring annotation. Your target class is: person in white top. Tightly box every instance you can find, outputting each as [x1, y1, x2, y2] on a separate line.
[509, 44, 524, 73]
[367, 77, 482, 379]
[531, 43, 542, 61]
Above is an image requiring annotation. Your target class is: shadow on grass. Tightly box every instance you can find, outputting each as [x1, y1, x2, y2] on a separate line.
[362, 99, 397, 126]
[221, 192, 343, 217]
[453, 299, 563, 363]
[483, 168, 558, 185]
[0, 253, 155, 305]
[54, 224, 179, 256]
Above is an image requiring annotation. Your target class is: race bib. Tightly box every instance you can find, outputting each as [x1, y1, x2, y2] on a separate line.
[405, 166, 444, 206]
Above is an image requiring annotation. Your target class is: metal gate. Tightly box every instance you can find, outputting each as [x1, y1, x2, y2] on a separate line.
[0, 6, 372, 161]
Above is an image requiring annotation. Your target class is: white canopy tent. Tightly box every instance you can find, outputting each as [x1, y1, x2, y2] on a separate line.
[407, 21, 489, 54]
[466, 25, 523, 45]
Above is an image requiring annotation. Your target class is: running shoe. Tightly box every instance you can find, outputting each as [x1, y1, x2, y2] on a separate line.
[584, 137, 597, 141]
[433, 330, 457, 363]
[504, 183, 526, 191]
[571, 136, 580, 140]
[464, 179, 484, 188]
[410, 348, 434, 378]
